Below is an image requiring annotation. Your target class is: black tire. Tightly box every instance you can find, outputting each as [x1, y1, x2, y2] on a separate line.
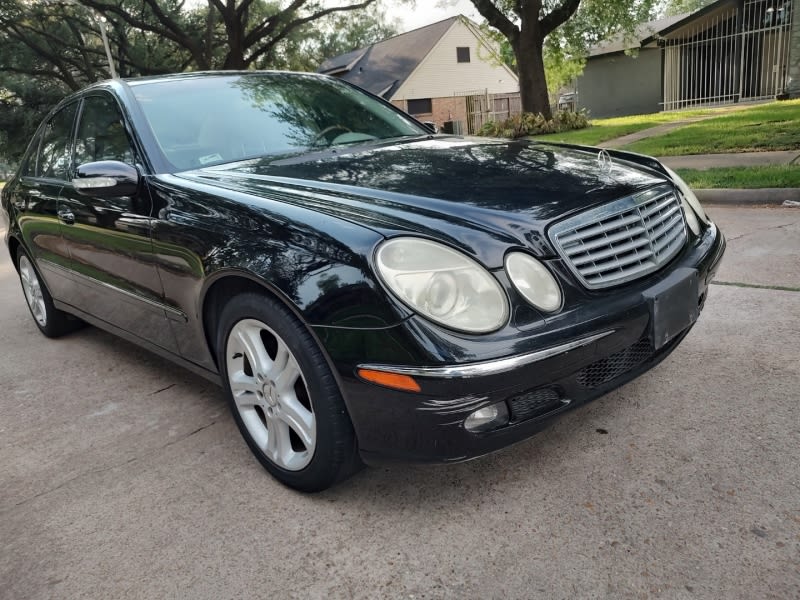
[216, 292, 361, 492]
[16, 247, 83, 338]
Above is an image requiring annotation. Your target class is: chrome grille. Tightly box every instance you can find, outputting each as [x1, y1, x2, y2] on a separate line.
[550, 186, 687, 289]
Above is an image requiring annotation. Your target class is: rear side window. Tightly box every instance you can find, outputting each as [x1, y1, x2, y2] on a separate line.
[37, 102, 79, 180]
[19, 133, 41, 178]
[74, 95, 136, 166]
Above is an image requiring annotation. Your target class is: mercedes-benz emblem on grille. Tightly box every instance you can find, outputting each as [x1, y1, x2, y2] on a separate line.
[597, 149, 613, 174]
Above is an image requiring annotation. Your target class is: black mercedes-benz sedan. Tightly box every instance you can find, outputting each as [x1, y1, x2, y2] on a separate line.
[1, 72, 725, 491]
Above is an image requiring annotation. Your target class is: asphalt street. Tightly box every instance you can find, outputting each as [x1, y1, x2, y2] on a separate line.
[1, 206, 798, 599]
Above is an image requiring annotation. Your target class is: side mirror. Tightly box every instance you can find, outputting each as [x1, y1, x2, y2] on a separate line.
[72, 161, 140, 197]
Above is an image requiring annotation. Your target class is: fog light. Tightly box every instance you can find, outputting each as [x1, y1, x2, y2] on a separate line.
[464, 402, 510, 433]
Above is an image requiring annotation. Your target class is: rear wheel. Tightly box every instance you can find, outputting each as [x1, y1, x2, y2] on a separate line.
[216, 292, 360, 492]
[17, 248, 82, 338]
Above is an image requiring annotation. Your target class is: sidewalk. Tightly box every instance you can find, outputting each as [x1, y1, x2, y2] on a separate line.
[596, 119, 799, 206]
[597, 104, 756, 150]
[657, 151, 800, 205]
[598, 116, 716, 149]
[658, 150, 800, 170]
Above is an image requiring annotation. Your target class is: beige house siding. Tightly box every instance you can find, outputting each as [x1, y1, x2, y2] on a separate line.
[392, 19, 518, 102]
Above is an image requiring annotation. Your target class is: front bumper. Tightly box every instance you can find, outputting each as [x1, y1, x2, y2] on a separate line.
[317, 222, 726, 464]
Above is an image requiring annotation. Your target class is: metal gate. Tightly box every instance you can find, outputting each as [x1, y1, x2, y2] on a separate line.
[740, 0, 794, 100]
[662, 0, 794, 110]
[455, 89, 523, 134]
[453, 89, 491, 134]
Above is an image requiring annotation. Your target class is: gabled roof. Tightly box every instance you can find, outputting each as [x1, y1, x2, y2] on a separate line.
[589, 0, 739, 58]
[641, 0, 739, 44]
[320, 48, 367, 76]
[589, 13, 690, 57]
[317, 16, 459, 98]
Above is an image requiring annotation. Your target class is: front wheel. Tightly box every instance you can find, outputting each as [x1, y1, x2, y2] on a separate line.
[216, 292, 360, 492]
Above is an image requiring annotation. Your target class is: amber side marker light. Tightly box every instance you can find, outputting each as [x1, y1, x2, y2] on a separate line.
[357, 369, 422, 392]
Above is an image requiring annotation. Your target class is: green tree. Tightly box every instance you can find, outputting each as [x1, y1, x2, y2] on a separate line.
[0, 0, 401, 162]
[480, 23, 584, 104]
[663, 0, 713, 16]
[308, 6, 399, 69]
[465, 0, 658, 118]
[76, 0, 394, 70]
[274, 5, 399, 71]
[0, 0, 193, 161]
[542, 41, 584, 102]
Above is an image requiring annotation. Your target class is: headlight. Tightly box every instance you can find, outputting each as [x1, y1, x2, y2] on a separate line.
[505, 253, 562, 313]
[665, 166, 710, 231]
[375, 238, 509, 333]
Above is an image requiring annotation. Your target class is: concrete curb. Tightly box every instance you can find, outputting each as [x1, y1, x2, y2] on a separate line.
[696, 188, 800, 206]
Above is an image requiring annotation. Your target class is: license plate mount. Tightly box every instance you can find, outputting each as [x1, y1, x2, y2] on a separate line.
[644, 268, 700, 350]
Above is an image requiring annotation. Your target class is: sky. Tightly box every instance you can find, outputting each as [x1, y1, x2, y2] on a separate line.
[383, 1, 482, 32]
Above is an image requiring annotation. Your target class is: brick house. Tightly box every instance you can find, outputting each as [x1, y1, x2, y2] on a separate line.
[318, 16, 519, 132]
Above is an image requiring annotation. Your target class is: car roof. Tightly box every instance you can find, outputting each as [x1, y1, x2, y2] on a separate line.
[105, 70, 328, 89]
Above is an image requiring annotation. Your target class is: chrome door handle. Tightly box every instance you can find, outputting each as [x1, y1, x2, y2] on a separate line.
[28, 190, 43, 198]
[57, 208, 75, 225]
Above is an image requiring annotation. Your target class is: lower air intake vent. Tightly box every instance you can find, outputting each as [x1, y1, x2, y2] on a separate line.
[577, 339, 652, 389]
[508, 387, 567, 422]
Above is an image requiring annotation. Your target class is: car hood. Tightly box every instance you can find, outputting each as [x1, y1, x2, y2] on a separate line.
[178, 136, 670, 263]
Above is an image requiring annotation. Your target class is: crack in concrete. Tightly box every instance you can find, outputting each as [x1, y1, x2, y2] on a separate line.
[3, 420, 219, 512]
[149, 383, 176, 395]
[712, 281, 800, 293]
[726, 220, 799, 242]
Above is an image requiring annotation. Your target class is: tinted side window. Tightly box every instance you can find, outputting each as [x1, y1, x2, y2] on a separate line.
[74, 95, 135, 166]
[20, 131, 42, 177]
[38, 103, 79, 179]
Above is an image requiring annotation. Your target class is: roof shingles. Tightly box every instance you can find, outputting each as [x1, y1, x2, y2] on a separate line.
[317, 17, 458, 98]
[589, 13, 690, 57]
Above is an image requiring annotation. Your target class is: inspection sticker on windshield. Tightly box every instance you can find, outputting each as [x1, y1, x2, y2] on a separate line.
[198, 153, 223, 165]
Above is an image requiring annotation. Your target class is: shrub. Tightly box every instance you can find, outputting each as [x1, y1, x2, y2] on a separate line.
[478, 110, 590, 139]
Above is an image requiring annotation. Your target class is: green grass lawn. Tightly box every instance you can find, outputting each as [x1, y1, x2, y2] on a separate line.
[676, 165, 800, 189]
[622, 100, 800, 156]
[531, 108, 720, 146]
[533, 100, 800, 156]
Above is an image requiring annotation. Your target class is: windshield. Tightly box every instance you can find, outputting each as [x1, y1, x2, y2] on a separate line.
[130, 73, 427, 171]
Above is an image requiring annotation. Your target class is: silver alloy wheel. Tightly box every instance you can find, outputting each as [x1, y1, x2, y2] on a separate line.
[19, 255, 47, 327]
[226, 318, 316, 471]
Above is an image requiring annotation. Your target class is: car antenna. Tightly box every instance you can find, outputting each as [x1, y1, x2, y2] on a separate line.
[97, 17, 118, 80]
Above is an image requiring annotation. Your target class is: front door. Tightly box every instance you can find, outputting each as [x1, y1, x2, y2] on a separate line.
[57, 93, 177, 352]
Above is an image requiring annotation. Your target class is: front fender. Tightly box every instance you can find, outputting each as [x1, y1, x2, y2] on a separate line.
[151, 174, 412, 328]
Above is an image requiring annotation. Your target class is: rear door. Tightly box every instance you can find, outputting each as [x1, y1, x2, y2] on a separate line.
[12, 102, 79, 300]
[57, 92, 177, 351]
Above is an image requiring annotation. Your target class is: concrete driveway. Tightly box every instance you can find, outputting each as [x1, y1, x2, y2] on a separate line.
[1, 206, 798, 599]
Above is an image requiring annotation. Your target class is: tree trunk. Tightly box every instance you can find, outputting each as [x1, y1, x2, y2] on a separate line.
[514, 27, 552, 119]
[223, 38, 247, 69]
[221, 14, 246, 68]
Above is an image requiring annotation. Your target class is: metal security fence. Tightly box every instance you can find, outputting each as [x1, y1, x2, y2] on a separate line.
[662, 0, 794, 110]
[740, 0, 794, 99]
